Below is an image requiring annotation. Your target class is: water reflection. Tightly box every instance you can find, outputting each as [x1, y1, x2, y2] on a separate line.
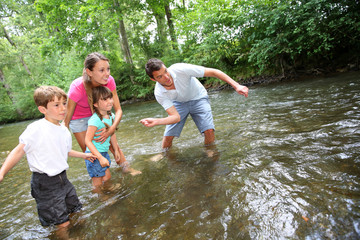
[0, 72, 359, 239]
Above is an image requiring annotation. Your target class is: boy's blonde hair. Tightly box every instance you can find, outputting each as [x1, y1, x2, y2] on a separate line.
[33, 86, 67, 108]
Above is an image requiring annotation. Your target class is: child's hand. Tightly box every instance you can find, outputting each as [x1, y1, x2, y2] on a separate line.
[84, 153, 96, 162]
[99, 156, 110, 167]
[114, 150, 121, 165]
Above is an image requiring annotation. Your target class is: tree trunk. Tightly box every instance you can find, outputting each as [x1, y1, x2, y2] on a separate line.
[164, 4, 178, 50]
[113, 0, 135, 83]
[118, 19, 133, 66]
[154, 12, 167, 45]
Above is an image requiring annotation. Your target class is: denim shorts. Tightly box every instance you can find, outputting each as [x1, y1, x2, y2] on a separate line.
[85, 151, 111, 178]
[164, 97, 215, 137]
[30, 171, 82, 226]
[69, 117, 91, 133]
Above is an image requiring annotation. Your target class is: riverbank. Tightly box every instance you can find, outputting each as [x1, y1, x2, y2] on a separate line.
[207, 64, 359, 92]
[122, 65, 359, 105]
[1, 67, 358, 125]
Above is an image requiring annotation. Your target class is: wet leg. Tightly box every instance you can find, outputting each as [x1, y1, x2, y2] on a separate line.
[162, 136, 175, 149]
[73, 131, 87, 152]
[203, 129, 215, 145]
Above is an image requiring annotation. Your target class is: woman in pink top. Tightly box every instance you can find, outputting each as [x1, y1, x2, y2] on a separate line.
[64, 52, 133, 173]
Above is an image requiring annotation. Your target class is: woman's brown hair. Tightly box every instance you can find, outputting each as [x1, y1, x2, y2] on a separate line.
[83, 52, 109, 113]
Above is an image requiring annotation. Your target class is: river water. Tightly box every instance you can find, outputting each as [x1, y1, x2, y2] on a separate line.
[0, 72, 359, 239]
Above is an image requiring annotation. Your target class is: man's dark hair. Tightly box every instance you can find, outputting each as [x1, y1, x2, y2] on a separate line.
[145, 58, 164, 78]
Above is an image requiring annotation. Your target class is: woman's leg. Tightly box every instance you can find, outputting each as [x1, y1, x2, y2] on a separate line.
[73, 131, 87, 152]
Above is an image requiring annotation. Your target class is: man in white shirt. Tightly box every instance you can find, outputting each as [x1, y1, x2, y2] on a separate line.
[140, 58, 249, 149]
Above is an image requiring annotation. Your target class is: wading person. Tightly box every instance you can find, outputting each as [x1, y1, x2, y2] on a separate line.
[65, 52, 139, 175]
[85, 86, 141, 188]
[0, 86, 94, 230]
[139, 58, 249, 149]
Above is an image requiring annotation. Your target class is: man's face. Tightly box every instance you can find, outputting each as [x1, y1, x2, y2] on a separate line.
[151, 65, 173, 88]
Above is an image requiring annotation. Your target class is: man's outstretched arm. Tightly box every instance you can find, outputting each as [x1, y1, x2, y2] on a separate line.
[204, 68, 249, 97]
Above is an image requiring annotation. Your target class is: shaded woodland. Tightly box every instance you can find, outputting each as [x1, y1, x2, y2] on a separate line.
[0, 0, 359, 123]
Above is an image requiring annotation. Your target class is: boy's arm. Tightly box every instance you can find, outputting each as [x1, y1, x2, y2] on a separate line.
[0, 144, 26, 183]
[85, 125, 110, 167]
[68, 150, 95, 160]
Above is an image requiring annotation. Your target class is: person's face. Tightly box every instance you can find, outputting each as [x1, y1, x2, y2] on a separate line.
[94, 97, 114, 113]
[151, 65, 173, 88]
[87, 60, 110, 87]
[39, 96, 67, 125]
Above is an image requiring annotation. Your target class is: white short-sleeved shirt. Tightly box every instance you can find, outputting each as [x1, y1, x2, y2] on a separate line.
[20, 118, 72, 176]
[154, 63, 207, 110]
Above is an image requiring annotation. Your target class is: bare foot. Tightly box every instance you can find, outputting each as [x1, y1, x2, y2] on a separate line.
[120, 161, 142, 176]
[149, 153, 164, 162]
[127, 168, 142, 176]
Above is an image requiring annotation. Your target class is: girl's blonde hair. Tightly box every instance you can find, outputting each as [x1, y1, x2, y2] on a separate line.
[92, 86, 114, 129]
[83, 52, 109, 113]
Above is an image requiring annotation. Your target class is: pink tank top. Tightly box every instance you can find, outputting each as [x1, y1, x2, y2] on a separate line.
[68, 75, 116, 120]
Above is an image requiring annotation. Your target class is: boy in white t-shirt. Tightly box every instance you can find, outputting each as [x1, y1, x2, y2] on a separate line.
[0, 86, 94, 229]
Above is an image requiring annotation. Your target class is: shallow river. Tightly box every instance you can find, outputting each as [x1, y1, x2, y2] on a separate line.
[0, 72, 359, 239]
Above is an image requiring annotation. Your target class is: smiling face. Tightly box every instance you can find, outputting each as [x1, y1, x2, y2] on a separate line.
[151, 65, 174, 89]
[38, 96, 67, 125]
[86, 60, 110, 87]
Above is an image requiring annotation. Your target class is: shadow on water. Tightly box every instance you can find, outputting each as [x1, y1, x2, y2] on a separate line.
[0, 71, 360, 239]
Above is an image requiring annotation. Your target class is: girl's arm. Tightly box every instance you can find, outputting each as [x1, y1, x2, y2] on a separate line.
[0, 144, 26, 183]
[64, 98, 77, 128]
[85, 126, 110, 167]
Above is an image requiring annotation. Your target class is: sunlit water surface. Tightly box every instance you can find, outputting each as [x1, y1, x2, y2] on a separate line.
[0, 72, 359, 239]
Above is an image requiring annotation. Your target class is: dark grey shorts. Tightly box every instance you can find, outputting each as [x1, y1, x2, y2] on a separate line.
[30, 171, 82, 226]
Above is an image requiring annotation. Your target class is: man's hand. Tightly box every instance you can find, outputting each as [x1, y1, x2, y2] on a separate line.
[139, 118, 158, 127]
[235, 84, 249, 97]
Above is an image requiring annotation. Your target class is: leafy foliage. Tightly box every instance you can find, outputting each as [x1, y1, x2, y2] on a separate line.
[0, 0, 359, 123]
